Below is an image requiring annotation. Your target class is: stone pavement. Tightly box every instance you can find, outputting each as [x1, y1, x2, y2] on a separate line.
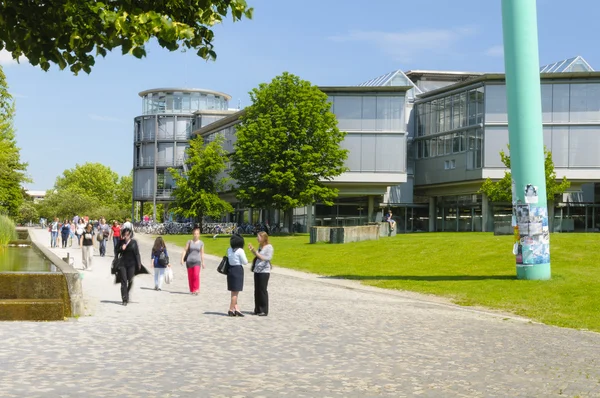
[0, 229, 600, 397]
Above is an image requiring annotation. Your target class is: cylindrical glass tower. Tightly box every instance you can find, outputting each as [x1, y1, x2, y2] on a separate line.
[132, 88, 233, 221]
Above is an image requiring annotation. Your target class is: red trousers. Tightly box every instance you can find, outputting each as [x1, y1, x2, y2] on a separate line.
[187, 265, 201, 293]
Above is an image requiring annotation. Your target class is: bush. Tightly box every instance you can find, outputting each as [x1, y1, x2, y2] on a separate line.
[0, 215, 17, 245]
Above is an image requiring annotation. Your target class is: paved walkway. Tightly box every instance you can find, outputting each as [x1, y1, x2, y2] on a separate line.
[1, 229, 600, 397]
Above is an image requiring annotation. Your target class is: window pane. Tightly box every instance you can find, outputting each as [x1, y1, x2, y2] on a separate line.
[445, 135, 452, 154]
[437, 136, 444, 155]
[376, 96, 403, 131]
[468, 90, 477, 125]
[453, 133, 460, 153]
[541, 84, 552, 122]
[453, 94, 461, 129]
[430, 138, 437, 157]
[552, 84, 569, 122]
[334, 96, 362, 130]
[485, 85, 507, 123]
[362, 96, 377, 130]
[423, 140, 430, 158]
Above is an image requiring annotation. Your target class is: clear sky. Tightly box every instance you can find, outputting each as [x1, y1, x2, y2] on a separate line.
[1, 0, 597, 190]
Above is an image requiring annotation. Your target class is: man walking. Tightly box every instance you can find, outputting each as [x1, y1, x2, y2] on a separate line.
[97, 218, 111, 257]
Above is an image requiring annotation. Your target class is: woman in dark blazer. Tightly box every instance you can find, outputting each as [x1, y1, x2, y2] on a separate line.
[116, 228, 144, 306]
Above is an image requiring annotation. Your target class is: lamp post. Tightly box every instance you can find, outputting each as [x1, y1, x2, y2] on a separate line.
[501, 0, 551, 279]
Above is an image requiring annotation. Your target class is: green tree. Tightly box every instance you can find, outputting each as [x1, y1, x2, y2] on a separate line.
[231, 72, 348, 231]
[16, 201, 38, 225]
[169, 135, 233, 229]
[479, 146, 570, 202]
[0, 66, 28, 217]
[0, 1, 253, 74]
[36, 189, 100, 221]
[55, 163, 120, 205]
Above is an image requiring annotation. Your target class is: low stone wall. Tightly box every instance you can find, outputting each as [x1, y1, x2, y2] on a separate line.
[0, 273, 69, 320]
[310, 224, 384, 244]
[376, 222, 397, 238]
[31, 239, 84, 318]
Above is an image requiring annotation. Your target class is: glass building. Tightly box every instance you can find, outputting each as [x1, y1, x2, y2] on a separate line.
[132, 88, 235, 220]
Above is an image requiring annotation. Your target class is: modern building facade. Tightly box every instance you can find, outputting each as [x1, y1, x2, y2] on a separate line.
[193, 86, 411, 230]
[132, 88, 236, 219]
[133, 56, 600, 232]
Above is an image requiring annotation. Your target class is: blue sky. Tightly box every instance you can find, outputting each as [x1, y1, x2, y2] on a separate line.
[1, 0, 598, 190]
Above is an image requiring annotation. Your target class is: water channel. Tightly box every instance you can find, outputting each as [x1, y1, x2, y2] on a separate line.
[0, 230, 57, 273]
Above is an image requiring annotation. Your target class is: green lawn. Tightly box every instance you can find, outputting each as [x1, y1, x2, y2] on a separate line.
[163, 233, 600, 332]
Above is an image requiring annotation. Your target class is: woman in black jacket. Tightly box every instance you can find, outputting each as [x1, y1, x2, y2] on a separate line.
[116, 228, 143, 306]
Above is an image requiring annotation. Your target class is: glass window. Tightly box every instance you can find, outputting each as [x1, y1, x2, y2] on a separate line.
[362, 96, 377, 130]
[437, 135, 445, 155]
[431, 100, 439, 134]
[459, 132, 466, 152]
[552, 84, 570, 122]
[430, 138, 437, 157]
[485, 85, 507, 123]
[445, 135, 452, 155]
[334, 96, 362, 130]
[423, 140, 430, 158]
[173, 93, 183, 112]
[438, 98, 446, 133]
[425, 102, 432, 135]
[416, 140, 423, 159]
[459, 92, 467, 127]
[468, 90, 478, 125]
[182, 93, 191, 112]
[376, 96, 403, 131]
[191, 93, 200, 111]
[452, 94, 461, 129]
[476, 88, 484, 124]
[541, 84, 552, 122]
[452, 133, 460, 153]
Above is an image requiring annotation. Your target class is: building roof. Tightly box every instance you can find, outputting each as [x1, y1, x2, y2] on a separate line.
[416, 71, 600, 100]
[539, 56, 594, 73]
[25, 190, 46, 197]
[319, 85, 412, 93]
[138, 88, 232, 100]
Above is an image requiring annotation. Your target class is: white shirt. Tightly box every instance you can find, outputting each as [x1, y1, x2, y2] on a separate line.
[227, 248, 248, 266]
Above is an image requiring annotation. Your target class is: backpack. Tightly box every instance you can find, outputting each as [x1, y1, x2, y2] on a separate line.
[158, 249, 169, 266]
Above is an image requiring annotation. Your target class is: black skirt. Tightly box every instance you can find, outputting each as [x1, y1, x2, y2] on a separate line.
[227, 265, 244, 292]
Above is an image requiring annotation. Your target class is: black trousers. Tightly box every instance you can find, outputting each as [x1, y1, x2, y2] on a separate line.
[119, 265, 135, 302]
[253, 273, 270, 315]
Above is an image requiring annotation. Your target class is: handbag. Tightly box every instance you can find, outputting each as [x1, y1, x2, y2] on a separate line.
[96, 232, 104, 242]
[111, 257, 120, 275]
[217, 256, 230, 275]
[251, 257, 258, 272]
[183, 240, 190, 262]
[164, 267, 173, 284]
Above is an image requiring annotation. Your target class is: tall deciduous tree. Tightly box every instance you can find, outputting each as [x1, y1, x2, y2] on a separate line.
[55, 162, 120, 205]
[169, 135, 233, 229]
[231, 72, 348, 231]
[479, 146, 570, 202]
[0, 1, 253, 74]
[0, 66, 28, 217]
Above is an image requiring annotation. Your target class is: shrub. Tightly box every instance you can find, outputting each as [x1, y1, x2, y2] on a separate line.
[0, 215, 17, 245]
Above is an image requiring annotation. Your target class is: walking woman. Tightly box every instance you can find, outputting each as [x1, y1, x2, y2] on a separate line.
[117, 228, 144, 306]
[109, 220, 121, 257]
[81, 223, 95, 271]
[249, 231, 273, 316]
[76, 219, 85, 247]
[227, 234, 248, 317]
[180, 227, 204, 295]
[151, 236, 170, 291]
[60, 219, 70, 248]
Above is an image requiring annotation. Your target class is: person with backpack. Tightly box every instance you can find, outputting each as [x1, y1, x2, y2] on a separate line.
[151, 236, 170, 291]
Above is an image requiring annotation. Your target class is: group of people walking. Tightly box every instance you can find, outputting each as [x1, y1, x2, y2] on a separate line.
[151, 227, 273, 316]
[48, 217, 273, 315]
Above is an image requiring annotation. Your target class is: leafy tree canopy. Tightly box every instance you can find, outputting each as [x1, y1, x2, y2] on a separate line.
[479, 146, 570, 202]
[0, 0, 253, 74]
[169, 134, 233, 227]
[0, 66, 28, 217]
[231, 72, 348, 213]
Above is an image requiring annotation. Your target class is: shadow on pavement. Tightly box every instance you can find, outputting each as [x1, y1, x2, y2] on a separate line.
[203, 311, 230, 317]
[100, 300, 125, 305]
[321, 275, 516, 281]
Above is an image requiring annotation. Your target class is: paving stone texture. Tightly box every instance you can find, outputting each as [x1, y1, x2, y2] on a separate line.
[0, 228, 599, 397]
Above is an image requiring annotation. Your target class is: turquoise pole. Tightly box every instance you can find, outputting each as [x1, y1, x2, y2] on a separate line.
[501, 0, 551, 280]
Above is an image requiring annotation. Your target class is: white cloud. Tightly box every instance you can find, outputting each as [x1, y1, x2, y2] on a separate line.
[88, 114, 125, 123]
[328, 27, 476, 61]
[485, 45, 504, 57]
[0, 49, 28, 66]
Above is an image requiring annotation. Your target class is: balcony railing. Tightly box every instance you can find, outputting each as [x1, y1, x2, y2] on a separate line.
[135, 133, 190, 142]
[133, 189, 174, 200]
[135, 158, 185, 168]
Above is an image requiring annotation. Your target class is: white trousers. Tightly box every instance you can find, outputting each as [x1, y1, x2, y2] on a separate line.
[82, 245, 94, 270]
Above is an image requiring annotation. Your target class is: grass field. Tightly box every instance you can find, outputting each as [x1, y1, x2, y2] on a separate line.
[162, 232, 600, 332]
